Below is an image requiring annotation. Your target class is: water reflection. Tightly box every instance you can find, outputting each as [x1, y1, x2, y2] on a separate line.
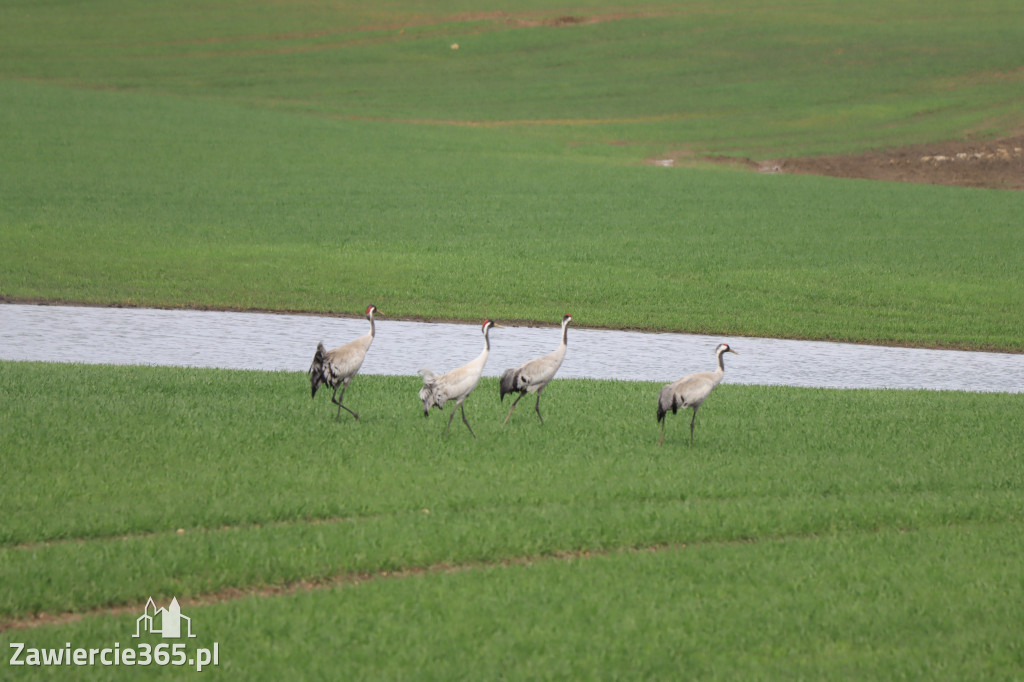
[1, 304, 1021, 393]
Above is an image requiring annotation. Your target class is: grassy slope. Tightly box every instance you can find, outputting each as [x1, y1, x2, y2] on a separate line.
[2, 0, 1021, 152]
[2, 1, 1024, 349]
[1, 362, 1022, 677]
[5, 527, 1023, 679]
[2, 364, 1021, 596]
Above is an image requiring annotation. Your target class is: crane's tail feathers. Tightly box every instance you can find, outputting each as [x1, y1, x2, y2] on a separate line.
[309, 342, 328, 398]
[499, 368, 520, 402]
[418, 369, 443, 415]
[656, 385, 679, 422]
[419, 387, 434, 416]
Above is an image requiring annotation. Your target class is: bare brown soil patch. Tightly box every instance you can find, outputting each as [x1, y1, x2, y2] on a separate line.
[669, 135, 1024, 191]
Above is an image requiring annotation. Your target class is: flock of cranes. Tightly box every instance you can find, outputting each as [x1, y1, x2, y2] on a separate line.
[308, 306, 736, 444]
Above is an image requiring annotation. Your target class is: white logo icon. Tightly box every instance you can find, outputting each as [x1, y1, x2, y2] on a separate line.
[133, 597, 196, 639]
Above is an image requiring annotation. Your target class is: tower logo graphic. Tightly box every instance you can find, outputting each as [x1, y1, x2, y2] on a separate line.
[133, 597, 197, 639]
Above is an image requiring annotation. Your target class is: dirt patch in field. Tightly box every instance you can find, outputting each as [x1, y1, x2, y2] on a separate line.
[655, 135, 1024, 191]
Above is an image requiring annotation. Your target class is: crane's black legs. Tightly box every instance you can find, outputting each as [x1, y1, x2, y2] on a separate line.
[658, 408, 698, 446]
[503, 393, 525, 424]
[331, 383, 359, 421]
[504, 391, 545, 425]
[336, 402, 359, 420]
[444, 403, 476, 438]
[460, 404, 477, 438]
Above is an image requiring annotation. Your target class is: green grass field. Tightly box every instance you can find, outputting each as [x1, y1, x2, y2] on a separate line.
[0, 360, 1019, 675]
[3, 0, 1024, 678]
[2, 364, 1023, 678]
[2, 0, 1023, 348]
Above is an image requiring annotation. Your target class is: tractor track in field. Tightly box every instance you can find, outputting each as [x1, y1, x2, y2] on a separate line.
[1, 520, 1008, 633]
[3, 512, 390, 553]
[0, 542, 671, 633]
[0, 536, 807, 633]
[120, 8, 674, 59]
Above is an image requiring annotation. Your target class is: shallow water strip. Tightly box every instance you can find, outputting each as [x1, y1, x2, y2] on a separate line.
[1, 304, 1021, 393]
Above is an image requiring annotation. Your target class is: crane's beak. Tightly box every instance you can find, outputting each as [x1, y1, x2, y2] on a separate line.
[493, 323, 505, 329]
[729, 348, 739, 355]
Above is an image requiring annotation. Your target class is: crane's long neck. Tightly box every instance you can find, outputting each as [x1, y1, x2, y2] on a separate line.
[368, 312, 375, 338]
[716, 348, 727, 374]
[483, 326, 491, 353]
[561, 321, 569, 348]
[468, 329, 491, 373]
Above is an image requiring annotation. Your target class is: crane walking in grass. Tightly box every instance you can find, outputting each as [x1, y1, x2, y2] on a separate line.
[419, 319, 502, 438]
[657, 343, 738, 446]
[309, 304, 378, 420]
[499, 313, 572, 424]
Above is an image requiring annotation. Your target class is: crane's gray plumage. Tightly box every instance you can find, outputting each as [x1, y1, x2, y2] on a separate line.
[419, 319, 501, 438]
[657, 343, 737, 445]
[499, 313, 572, 424]
[309, 304, 377, 420]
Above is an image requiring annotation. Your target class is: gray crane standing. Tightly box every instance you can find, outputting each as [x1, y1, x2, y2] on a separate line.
[309, 304, 378, 420]
[657, 343, 738, 445]
[499, 313, 572, 424]
[419, 319, 502, 438]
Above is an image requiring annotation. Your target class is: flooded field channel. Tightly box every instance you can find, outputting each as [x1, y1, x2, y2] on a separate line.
[1, 304, 1021, 394]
